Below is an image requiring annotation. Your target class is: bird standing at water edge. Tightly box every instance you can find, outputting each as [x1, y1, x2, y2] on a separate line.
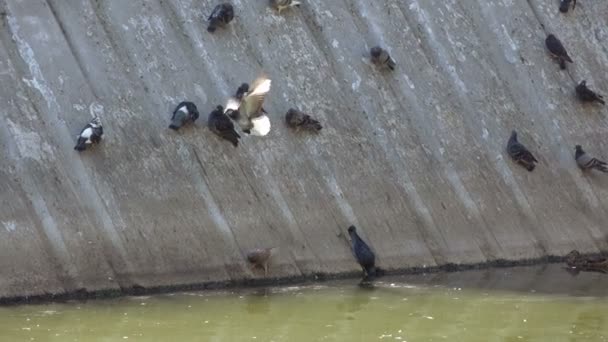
[246, 248, 277, 276]
[269, 0, 301, 14]
[370, 46, 396, 71]
[285, 108, 322, 132]
[208, 105, 240, 147]
[507, 130, 538, 171]
[207, 3, 234, 33]
[576, 80, 605, 105]
[347, 225, 377, 281]
[574, 145, 608, 172]
[74, 117, 103, 151]
[545, 34, 573, 70]
[225, 75, 272, 136]
[169, 101, 199, 130]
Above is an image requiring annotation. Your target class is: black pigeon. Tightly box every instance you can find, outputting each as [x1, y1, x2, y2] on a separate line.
[207, 3, 234, 33]
[575, 145, 608, 172]
[169, 101, 199, 130]
[370, 46, 396, 71]
[208, 105, 240, 147]
[74, 117, 103, 151]
[559, 0, 576, 13]
[285, 108, 322, 132]
[347, 225, 377, 280]
[576, 80, 605, 105]
[545, 34, 573, 69]
[507, 130, 538, 172]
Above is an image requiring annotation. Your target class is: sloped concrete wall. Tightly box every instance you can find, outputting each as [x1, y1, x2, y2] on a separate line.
[0, 0, 607, 298]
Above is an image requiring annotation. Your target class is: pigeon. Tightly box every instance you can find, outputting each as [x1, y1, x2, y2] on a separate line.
[370, 46, 396, 71]
[169, 101, 200, 130]
[225, 76, 272, 136]
[246, 247, 277, 276]
[559, 0, 576, 13]
[74, 117, 103, 151]
[207, 105, 240, 147]
[576, 80, 605, 105]
[545, 34, 573, 70]
[575, 145, 608, 172]
[507, 130, 538, 172]
[285, 108, 322, 132]
[347, 225, 377, 280]
[269, 0, 301, 14]
[235, 83, 267, 114]
[207, 3, 234, 33]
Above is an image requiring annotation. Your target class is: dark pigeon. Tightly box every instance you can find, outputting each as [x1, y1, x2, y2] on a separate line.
[74, 117, 103, 151]
[347, 225, 377, 280]
[370, 46, 396, 71]
[545, 34, 573, 70]
[575, 145, 608, 172]
[207, 105, 240, 147]
[559, 0, 576, 13]
[507, 130, 538, 172]
[207, 3, 234, 33]
[285, 108, 322, 132]
[169, 101, 199, 130]
[576, 80, 605, 105]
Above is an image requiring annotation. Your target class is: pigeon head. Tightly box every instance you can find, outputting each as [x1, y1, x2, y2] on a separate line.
[575, 145, 583, 152]
[236, 83, 250, 99]
[370, 46, 382, 58]
[579, 80, 586, 87]
[216, 105, 224, 112]
[510, 130, 517, 139]
[347, 225, 357, 234]
[91, 117, 102, 127]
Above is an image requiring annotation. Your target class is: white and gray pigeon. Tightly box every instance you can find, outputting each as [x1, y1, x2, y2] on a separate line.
[575, 145, 608, 173]
[224, 76, 272, 136]
[74, 117, 103, 151]
[169, 101, 200, 131]
[269, 0, 301, 14]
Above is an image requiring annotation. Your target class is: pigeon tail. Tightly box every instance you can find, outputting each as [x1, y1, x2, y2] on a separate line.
[559, 0, 569, 13]
[302, 117, 323, 131]
[207, 23, 217, 33]
[223, 131, 240, 147]
[169, 122, 181, 130]
[387, 58, 397, 71]
[598, 98, 606, 105]
[522, 162, 536, 172]
[74, 138, 87, 151]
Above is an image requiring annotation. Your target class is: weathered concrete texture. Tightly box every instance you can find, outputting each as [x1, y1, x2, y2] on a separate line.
[0, 0, 607, 298]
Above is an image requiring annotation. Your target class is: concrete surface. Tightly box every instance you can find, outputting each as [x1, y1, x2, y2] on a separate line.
[0, 0, 607, 299]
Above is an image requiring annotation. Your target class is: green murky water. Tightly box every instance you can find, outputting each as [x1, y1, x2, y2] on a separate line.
[1, 265, 607, 341]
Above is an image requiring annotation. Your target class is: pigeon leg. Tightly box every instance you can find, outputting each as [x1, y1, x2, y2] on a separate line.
[264, 262, 268, 277]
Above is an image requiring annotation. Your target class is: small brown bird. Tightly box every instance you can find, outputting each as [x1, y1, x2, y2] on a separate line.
[370, 46, 396, 71]
[207, 3, 234, 33]
[575, 145, 608, 172]
[285, 108, 322, 132]
[269, 0, 301, 14]
[545, 34, 573, 70]
[507, 130, 538, 172]
[246, 248, 277, 276]
[559, 0, 576, 13]
[576, 80, 605, 105]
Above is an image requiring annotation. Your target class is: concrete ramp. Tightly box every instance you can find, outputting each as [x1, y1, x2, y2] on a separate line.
[1, 0, 607, 298]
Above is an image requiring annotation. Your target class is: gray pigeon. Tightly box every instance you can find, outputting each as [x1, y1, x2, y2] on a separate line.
[74, 117, 103, 151]
[208, 105, 240, 147]
[269, 0, 301, 14]
[507, 130, 538, 172]
[370, 46, 396, 71]
[347, 225, 376, 280]
[576, 80, 605, 105]
[169, 101, 199, 130]
[207, 3, 234, 33]
[575, 145, 608, 172]
[246, 247, 277, 276]
[285, 108, 322, 132]
[545, 34, 573, 70]
[225, 76, 272, 136]
[559, 0, 576, 13]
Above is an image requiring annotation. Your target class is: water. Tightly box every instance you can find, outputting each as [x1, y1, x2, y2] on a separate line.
[1, 264, 607, 341]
